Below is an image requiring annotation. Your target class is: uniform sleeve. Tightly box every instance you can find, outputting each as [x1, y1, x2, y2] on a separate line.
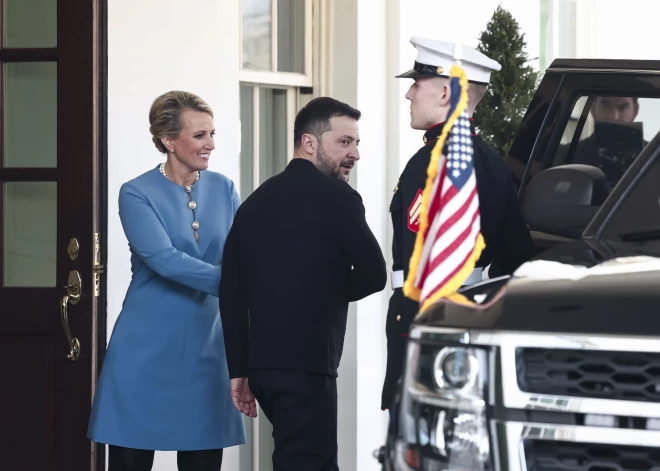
[333, 188, 387, 302]
[118, 183, 221, 296]
[390, 185, 404, 272]
[388, 184, 406, 325]
[489, 173, 536, 277]
[219, 212, 249, 379]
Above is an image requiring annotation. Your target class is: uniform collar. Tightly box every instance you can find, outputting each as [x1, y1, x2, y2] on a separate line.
[423, 119, 477, 144]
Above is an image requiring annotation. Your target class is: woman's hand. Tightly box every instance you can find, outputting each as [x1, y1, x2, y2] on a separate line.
[230, 378, 258, 418]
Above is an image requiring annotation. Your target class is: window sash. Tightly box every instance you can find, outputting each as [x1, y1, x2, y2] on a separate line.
[239, 0, 313, 87]
[239, 84, 298, 198]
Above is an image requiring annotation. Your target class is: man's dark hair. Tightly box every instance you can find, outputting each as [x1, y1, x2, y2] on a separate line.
[293, 97, 361, 148]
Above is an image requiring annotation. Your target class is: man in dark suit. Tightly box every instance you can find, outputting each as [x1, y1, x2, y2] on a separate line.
[380, 37, 535, 414]
[219, 97, 387, 471]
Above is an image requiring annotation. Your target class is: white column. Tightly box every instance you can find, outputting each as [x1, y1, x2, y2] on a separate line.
[328, 1, 359, 469]
[329, 0, 390, 469]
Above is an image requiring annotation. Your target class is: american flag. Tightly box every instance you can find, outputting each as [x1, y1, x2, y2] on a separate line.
[404, 65, 486, 311]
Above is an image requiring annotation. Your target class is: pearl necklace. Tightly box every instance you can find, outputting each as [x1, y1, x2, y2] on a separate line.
[159, 163, 201, 242]
[159, 162, 200, 185]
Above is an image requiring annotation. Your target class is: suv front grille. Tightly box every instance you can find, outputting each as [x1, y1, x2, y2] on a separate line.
[525, 440, 660, 471]
[517, 348, 660, 402]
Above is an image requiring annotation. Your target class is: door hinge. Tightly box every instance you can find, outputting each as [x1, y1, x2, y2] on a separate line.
[93, 232, 104, 297]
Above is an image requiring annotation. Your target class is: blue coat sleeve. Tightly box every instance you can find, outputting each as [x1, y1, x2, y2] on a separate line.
[118, 183, 221, 296]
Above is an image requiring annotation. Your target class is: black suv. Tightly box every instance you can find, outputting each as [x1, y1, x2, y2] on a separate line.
[379, 59, 660, 471]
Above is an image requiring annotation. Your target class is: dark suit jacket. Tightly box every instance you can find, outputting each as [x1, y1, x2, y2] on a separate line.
[220, 158, 387, 379]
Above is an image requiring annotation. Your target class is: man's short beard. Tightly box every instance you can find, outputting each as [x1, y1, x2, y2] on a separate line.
[316, 143, 342, 180]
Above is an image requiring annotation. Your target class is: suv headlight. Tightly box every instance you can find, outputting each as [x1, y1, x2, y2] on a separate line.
[396, 342, 491, 471]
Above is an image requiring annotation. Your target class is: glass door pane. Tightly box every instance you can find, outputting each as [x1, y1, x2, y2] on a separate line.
[3, 62, 58, 168]
[3, 0, 57, 48]
[277, 0, 305, 73]
[242, 0, 273, 71]
[258, 88, 288, 184]
[240, 84, 255, 196]
[3, 182, 57, 287]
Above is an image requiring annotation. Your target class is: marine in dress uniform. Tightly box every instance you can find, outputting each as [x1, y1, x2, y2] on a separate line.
[381, 37, 535, 411]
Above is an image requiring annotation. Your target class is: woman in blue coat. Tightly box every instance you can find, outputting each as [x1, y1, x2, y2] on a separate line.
[88, 91, 246, 470]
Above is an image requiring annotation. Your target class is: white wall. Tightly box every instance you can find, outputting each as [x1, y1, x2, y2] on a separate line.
[354, 0, 390, 468]
[328, 0, 393, 467]
[554, 1, 660, 143]
[328, 0, 359, 469]
[107, 0, 241, 469]
[588, 0, 660, 60]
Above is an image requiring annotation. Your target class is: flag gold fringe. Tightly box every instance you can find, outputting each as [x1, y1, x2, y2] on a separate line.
[419, 234, 485, 312]
[403, 64, 485, 309]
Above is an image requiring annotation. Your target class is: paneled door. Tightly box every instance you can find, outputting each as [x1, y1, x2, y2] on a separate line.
[0, 0, 104, 469]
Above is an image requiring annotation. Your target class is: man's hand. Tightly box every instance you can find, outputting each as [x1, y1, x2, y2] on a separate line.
[230, 378, 258, 418]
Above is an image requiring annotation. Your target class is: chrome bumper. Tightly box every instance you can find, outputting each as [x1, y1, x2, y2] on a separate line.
[399, 327, 660, 471]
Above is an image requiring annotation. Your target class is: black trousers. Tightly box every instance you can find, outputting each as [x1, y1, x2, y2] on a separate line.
[248, 369, 339, 471]
[108, 445, 223, 471]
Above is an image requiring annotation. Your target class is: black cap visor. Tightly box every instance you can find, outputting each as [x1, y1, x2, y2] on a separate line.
[395, 60, 490, 85]
[395, 61, 446, 78]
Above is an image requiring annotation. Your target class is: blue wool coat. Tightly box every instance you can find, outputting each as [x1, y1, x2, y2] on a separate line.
[88, 166, 246, 451]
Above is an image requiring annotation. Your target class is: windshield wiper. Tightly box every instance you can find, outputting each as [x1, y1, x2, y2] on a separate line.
[619, 227, 660, 242]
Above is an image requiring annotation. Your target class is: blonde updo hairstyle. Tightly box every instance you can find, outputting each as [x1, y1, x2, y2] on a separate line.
[149, 91, 214, 154]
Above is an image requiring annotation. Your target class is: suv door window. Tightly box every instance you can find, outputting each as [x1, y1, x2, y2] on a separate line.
[506, 71, 564, 190]
[510, 71, 660, 198]
[599, 132, 660, 240]
[547, 95, 660, 192]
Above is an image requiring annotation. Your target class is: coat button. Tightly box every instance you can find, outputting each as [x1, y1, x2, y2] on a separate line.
[189, 201, 197, 210]
[192, 221, 200, 230]
[396, 315, 401, 321]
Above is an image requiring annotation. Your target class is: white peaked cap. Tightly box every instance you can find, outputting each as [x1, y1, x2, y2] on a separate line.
[396, 36, 501, 84]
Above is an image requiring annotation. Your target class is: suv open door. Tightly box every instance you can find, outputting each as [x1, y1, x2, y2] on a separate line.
[505, 59, 660, 254]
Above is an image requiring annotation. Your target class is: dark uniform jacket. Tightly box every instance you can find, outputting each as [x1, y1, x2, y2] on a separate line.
[381, 120, 535, 409]
[219, 158, 387, 379]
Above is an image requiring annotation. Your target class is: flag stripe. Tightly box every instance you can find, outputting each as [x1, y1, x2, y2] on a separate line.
[416, 178, 457, 283]
[413, 163, 447, 285]
[423, 232, 482, 302]
[426, 206, 480, 278]
[430, 187, 479, 261]
[421, 212, 481, 300]
[415, 178, 476, 287]
[434, 172, 476, 233]
[425, 159, 447, 232]
[422, 210, 481, 294]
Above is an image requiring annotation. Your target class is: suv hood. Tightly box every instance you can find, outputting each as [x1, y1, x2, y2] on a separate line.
[415, 238, 660, 337]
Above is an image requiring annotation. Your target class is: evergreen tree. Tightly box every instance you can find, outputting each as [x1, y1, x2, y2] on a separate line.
[473, 5, 538, 157]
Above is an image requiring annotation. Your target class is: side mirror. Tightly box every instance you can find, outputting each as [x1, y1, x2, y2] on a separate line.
[522, 164, 608, 239]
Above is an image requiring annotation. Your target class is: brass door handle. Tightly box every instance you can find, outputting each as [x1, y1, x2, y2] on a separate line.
[60, 270, 82, 361]
[60, 295, 81, 361]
